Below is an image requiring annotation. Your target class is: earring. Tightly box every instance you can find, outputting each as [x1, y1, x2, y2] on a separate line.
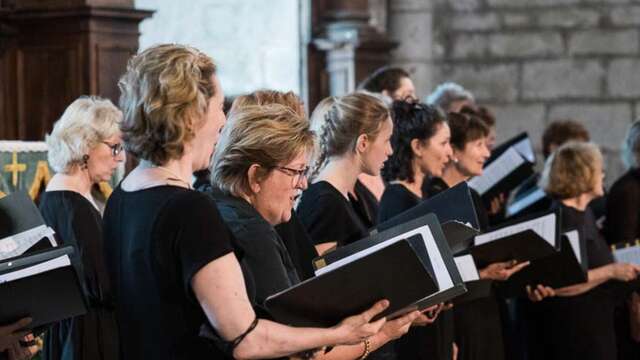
[452, 157, 459, 164]
[81, 154, 90, 170]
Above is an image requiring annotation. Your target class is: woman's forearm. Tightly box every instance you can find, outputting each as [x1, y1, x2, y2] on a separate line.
[319, 331, 391, 360]
[555, 266, 612, 297]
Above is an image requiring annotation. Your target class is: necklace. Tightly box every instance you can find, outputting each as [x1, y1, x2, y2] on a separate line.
[155, 166, 193, 189]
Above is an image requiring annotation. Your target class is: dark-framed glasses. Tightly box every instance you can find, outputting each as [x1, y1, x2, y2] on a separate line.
[274, 165, 310, 187]
[102, 141, 124, 157]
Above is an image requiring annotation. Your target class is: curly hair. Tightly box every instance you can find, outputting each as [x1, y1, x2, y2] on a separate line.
[311, 93, 390, 179]
[211, 104, 315, 197]
[46, 96, 122, 173]
[539, 141, 602, 199]
[118, 44, 217, 165]
[357, 66, 410, 94]
[382, 101, 446, 183]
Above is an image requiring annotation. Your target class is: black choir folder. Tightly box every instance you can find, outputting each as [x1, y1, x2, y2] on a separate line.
[499, 229, 588, 297]
[266, 214, 466, 327]
[466, 208, 562, 267]
[468, 132, 535, 206]
[0, 246, 87, 330]
[376, 182, 480, 254]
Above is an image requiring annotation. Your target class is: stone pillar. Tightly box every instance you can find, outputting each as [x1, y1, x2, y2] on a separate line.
[387, 0, 434, 98]
[309, 0, 396, 104]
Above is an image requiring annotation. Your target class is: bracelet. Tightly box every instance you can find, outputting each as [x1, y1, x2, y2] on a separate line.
[358, 338, 371, 360]
[227, 316, 259, 354]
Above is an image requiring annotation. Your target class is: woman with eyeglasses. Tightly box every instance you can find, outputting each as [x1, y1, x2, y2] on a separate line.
[40, 96, 125, 360]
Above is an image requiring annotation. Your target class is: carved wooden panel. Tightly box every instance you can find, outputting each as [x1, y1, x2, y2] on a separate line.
[94, 44, 134, 105]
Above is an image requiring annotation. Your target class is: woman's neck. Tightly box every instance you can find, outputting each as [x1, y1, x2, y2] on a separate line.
[317, 156, 361, 199]
[396, 160, 425, 198]
[122, 157, 194, 191]
[441, 162, 469, 188]
[47, 167, 93, 195]
[561, 193, 594, 211]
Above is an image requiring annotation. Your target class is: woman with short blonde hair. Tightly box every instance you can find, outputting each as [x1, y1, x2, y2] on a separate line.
[104, 44, 393, 360]
[534, 141, 640, 359]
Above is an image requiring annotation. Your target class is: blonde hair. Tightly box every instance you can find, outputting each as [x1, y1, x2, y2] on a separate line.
[118, 44, 217, 165]
[46, 96, 122, 173]
[231, 90, 303, 116]
[311, 92, 390, 178]
[540, 141, 603, 199]
[211, 104, 315, 197]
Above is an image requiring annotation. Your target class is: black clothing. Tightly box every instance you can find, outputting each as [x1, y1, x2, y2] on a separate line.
[604, 168, 640, 246]
[297, 181, 394, 359]
[103, 186, 234, 359]
[423, 177, 505, 360]
[210, 189, 300, 305]
[532, 202, 618, 360]
[377, 183, 420, 224]
[351, 180, 380, 228]
[378, 183, 455, 360]
[274, 214, 318, 281]
[39, 191, 118, 360]
[297, 181, 369, 246]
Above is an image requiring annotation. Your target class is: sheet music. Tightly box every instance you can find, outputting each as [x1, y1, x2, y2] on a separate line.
[0, 225, 56, 261]
[0, 255, 71, 284]
[454, 255, 479, 282]
[506, 188, 546, 217]
[564, 230, 582, 264]
[513, 137, 535, 163]
[614, 244, 640, 265]
[468, 148, 526, 195]
[316, 225, 454, 290]
[474, 212, 557, 247]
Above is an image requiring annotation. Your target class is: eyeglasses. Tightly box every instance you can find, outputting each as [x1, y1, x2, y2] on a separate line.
[102, 141, 124, 157]
[274, 165, 309, 187]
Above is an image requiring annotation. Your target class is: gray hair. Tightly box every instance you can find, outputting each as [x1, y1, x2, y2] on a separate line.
[622, 120, 640, 170]
[425, 82, 475, 112]
[46, 96, 122, 173]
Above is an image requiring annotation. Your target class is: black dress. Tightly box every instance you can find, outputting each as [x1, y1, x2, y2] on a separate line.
[604, 168, 640, 246]
[297, 180, 395, 360]
[423, 178, 505, 360]
[379, 183, 455, 360]
[209, 189, 300, 305]
[533, 203, 618, 360]
[297, 181, 370, 247]
[352, 179, 380, 228]
[39, 191, 119, 360]
[103, 186, 235, 359]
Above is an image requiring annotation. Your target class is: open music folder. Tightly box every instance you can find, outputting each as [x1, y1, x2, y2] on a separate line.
[0, 246, 87, 330]
[468, 133, 536, 205]
[310, 214, 466, 312]
[0, 191, 57, 260]
[506, 186, 551, 221]
[613, 240, 640, 265]
[466, 209, 561, 267]
[376, 182, 480, 254]
[265, 237, 439, 327]
[498, 229, 588, 297]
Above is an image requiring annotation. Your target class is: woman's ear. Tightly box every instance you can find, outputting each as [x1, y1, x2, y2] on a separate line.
[355, 133, 369, 154]
[410, 138, 424, 158]
[246, 164, 263, 194]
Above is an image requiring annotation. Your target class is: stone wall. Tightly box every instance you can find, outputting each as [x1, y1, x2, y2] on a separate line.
[390, 0, 640, 185]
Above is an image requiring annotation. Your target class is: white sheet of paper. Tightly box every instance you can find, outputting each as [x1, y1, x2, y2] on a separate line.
[0, 254, 71, 284]
[614, 245, 640, 265]
[474, 212, 557, 247]
[315, 225, 454, 290]
[0, 225, 57, 261]
[506, 188, 546, 217]
[513, 137, 536, 163]
[468, 147, 526, 195]
[563, 230, 582, 264]
[454, 255, 479, 282]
